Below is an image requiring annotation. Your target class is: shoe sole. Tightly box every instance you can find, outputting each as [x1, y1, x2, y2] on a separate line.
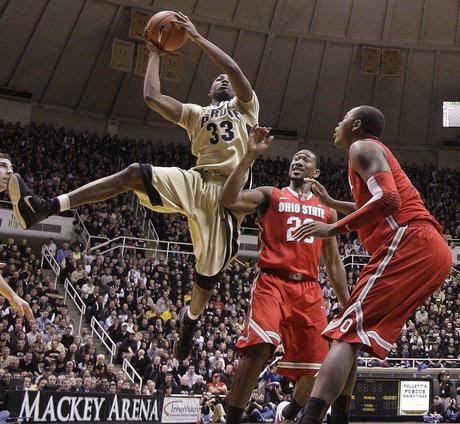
[8, 175, 28, 230]
[174, 306, 192, 361]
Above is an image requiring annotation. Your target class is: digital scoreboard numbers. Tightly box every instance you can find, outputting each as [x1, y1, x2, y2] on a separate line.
[351, 380, 399, 418]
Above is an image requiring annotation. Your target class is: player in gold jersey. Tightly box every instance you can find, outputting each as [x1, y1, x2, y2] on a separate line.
[8, 12, 258, 360]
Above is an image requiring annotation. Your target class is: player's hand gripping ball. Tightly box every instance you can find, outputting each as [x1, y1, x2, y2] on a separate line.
[144, 11, 188, 52]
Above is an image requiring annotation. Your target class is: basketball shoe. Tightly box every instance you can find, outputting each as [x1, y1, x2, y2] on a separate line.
[8, 174, 56, 229]
[174, 305, 198, 360]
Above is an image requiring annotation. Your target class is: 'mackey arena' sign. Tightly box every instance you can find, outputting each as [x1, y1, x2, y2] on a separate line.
[7, 390, 162, 423]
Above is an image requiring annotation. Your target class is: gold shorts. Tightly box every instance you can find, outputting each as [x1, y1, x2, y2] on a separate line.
[135, 165, 241, 276]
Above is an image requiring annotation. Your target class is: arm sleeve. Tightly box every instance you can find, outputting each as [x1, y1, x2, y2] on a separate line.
[336, 171, 401, 234]
[177, 103, 203, 140]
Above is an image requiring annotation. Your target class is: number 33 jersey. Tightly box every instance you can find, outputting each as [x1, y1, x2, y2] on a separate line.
[177, 92, 259, 177]
[258, 186, 332, 280]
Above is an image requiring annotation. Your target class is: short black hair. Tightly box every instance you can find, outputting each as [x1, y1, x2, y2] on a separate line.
[353, 106, 385, 137]
[0, 153, 11, 161]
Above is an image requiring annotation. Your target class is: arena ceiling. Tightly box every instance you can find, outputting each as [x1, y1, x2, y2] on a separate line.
[1, 0, 460, 148]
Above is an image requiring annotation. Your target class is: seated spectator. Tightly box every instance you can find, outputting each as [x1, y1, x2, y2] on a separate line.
[445, 398, 460, 423]
[207, 372, 228, 397]
[192, 375, 207, 395]
[243, 390, 275, 423]
[424, 395, 445, 423]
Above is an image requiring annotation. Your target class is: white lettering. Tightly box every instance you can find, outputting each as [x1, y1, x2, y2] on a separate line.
[121, 398, 131, 421]
[93, 397, 105, 421]
[71, 397, 85, 421]
[56, 396, 71, 422]
[132, 398, 140, 420]
[42, 396, 56, 422]
[149, 399, 159, 421]
[140, 399, 150, 420]
[107, 395, 120, 421]
[19, 392, 41, 422]
[82, 397, 93, 421]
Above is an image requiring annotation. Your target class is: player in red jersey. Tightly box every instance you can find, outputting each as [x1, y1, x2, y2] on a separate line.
[293, 106, 453, 424]
[219, 126, 349, 424]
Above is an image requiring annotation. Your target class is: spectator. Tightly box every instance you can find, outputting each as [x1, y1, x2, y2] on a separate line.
[207, 372, 228, 397]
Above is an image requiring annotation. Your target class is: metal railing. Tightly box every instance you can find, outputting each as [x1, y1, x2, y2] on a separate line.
[123, 358, 143, 390]
[357, 356, 460, 369]
[63, 278, 86, 334]
[342, 254, 371, 269]
[90, 316, 117, 364]
[40, 244, 61, 288]
[73, 209, 109, 251]
[87, 236, 194, 263]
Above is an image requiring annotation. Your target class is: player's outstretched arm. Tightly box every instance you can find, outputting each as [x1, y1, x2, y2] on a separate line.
[0, 273, 35, 323]
[173, 12, 253, 102]
[219, 125, 273, 214]
[143, 40, 183, 124]
[306, 178, 356, 216]
[321, 210, 349, 307]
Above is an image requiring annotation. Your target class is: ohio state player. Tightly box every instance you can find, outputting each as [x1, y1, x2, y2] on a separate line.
[293, 106, 452, 424]
[220, 126, 349, 424]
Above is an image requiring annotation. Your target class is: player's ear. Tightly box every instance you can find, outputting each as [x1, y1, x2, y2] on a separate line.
[352, 119, 362, 132]
[313, 168, 320, 178]
[208, 89, 212, 99]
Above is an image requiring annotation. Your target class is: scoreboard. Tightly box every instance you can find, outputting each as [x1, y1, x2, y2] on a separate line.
[350, 378, 431, 419]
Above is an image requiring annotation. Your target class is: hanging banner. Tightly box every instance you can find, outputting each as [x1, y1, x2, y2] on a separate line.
[7, 390, 162, 423]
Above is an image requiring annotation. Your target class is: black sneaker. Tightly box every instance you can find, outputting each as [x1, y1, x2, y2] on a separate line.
[174, 305, 198, 361]
[8, 174, 55, 229]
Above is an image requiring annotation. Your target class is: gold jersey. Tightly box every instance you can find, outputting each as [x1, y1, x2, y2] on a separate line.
[177, 92, 259, 177]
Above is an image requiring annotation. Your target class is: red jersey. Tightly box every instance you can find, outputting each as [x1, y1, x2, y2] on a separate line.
[348, 138, 442, 253]
[258, 186, 332, 280]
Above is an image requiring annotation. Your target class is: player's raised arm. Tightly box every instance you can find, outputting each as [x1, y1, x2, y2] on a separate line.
[219, 126, 273, 214]
[143, 40, 183, 124]
[173, 12, 253, 103]
[320, 210, 349, 307]
[0, 273, 34, 323]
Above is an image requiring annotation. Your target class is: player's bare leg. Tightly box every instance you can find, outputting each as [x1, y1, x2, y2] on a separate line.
[299, 341, 360, 424]
[9, 163, 146, 229]
[226, 343, 273, 424]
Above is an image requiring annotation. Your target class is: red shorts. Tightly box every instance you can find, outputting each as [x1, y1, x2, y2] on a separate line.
[323, 222, 452, 359]
[236, 272, 329, 378]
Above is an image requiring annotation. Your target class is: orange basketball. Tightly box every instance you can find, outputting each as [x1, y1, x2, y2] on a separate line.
[145, 11, 188, 52]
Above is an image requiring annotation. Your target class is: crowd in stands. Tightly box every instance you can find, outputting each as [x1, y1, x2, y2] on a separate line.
[0, 121, 460, 422]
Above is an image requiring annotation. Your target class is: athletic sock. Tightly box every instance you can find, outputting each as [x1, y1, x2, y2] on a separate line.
[225, 405, 244, 424]
[283, 398, 302, 420]
[56, 194, 70, 212]
[329, 395, 351, 424]
[186, 309, 199, 321]
[299, 397, 329, 424]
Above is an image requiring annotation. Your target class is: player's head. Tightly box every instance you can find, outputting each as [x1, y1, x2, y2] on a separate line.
[209, 74, 235, 103]
[289, 150, 320, 182]
[334, 106, 385, 148]
[0, 153, 13, 192]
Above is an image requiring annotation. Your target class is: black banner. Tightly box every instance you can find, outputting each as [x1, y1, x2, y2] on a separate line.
[6, 390, 163, 423]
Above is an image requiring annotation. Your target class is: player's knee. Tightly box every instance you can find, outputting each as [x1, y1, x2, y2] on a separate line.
[195, 272, 220, 290]
[121, 163, 142, 189]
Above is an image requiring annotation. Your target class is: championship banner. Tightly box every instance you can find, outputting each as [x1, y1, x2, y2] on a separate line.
[7, 390, 162, 423]
[161, 395, 201, 423]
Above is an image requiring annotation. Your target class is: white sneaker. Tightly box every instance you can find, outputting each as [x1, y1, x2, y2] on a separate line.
[275, 401, 296, 424]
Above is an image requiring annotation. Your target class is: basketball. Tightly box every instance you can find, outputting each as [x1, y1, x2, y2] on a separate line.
[145, 11, 188, 52]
